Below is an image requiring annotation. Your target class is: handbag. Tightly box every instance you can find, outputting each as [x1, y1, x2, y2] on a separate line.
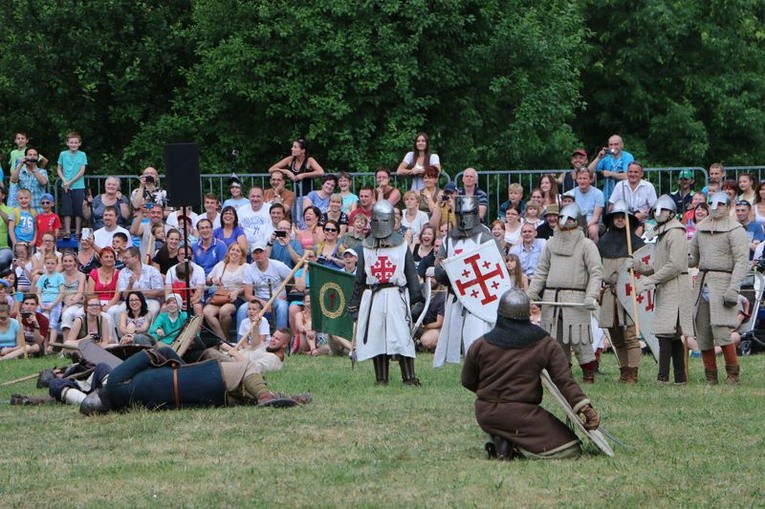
[207, 263, 230, 306]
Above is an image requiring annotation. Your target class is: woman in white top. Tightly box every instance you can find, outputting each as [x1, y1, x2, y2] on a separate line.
[401, 191, 430, 243]
[754, 182, 765, 225]
[396, 132, 441, 191]
[202, 243, 247, 340]
[503, 207, 523, 247]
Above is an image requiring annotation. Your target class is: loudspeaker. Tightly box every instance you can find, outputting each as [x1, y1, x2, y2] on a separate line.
[164, 143, 202, 208]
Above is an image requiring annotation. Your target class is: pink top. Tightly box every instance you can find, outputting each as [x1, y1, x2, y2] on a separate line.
[89, 268, 120, 301]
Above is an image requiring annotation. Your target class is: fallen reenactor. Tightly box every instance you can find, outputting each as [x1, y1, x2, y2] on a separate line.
[79, 346, 311, 415]
[461, 288, 601, 460]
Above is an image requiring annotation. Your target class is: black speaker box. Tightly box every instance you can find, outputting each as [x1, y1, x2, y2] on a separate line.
[164, 143, 202, 207]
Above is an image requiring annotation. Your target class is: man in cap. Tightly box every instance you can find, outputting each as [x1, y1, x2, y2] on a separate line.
[433, 195, 499, 367]
[631, 196, 693, 384]
[536, 204, 559, 240]
[596, 200, 644, 383]
[236, 240, 292, 333]
[79, 346, 311, 415]
[688, 191, 749, 384]
[340, 247, 358, 275]
[528, 203, 603, 383]
[558, 148, 588, 193]
[670, 169, 695, 215]
[462, 288, 600, 460]
[347, 200, 422, 385]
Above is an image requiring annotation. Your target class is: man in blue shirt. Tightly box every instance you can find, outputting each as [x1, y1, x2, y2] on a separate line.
[266, 219, 304, 269]
[735, 201, 765, 260]
[192, 218, 227, 277]
[509, 223, 546, 277]
[587, 134, 634, 202]
[573, 169, 605, 242]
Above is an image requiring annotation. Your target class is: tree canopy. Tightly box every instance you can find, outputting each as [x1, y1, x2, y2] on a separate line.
[0, 0, 763, 175]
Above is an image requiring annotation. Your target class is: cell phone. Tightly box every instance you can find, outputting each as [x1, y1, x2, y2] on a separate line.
[20, 311, 32, 318]
[275, 231, 287, 238]
[81, 228, 93, 240]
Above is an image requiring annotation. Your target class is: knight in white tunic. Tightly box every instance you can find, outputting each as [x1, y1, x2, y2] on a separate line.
[433, 196, 499, 367]
[348, 200, 422, 385]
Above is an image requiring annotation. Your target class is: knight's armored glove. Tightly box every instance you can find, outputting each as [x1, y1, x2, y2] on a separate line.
[583, 297, 598, 311]
[578, 404, 600, 430]
[635, 278, 655, 295]
[723, 289, 739, 307]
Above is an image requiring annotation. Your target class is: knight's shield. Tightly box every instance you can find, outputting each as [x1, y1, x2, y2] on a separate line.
[442, 241, 512, 322]
[616, 244, 659, 361]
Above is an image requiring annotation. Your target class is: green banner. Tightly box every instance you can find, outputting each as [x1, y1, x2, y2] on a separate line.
[309, 262, 356, 339]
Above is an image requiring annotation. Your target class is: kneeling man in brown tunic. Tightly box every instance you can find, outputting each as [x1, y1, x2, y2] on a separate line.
[462, 288, 600, 460]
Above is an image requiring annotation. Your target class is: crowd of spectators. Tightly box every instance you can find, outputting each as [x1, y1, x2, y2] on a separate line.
[0, 131, 759, 361]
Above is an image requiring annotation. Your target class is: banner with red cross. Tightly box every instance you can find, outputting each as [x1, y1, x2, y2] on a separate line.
[442, 241, 512, 322]
[616, 243, 659, 361]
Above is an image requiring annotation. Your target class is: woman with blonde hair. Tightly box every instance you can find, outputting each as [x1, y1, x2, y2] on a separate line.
[202, 243, 248, 340]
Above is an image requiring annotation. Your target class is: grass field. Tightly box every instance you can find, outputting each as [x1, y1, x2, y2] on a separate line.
[1, 352, 764, 508]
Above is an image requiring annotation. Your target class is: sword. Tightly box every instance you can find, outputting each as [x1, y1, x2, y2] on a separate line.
[598, 426, 629, 450]
[411, 276, 433, 335]
[532, 301, 588, 307]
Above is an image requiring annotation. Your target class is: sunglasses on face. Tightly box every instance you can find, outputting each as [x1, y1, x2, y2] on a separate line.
[324, 228, 338, 233]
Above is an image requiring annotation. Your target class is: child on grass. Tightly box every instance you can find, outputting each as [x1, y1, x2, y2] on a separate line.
[34, 193, 61, 247]
[56, 131, 87, 240]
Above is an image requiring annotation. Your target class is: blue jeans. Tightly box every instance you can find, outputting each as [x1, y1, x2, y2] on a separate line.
[236, 297, 288, 332]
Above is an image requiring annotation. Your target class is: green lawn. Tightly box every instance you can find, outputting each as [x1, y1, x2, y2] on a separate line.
[1, 352, 763, 508]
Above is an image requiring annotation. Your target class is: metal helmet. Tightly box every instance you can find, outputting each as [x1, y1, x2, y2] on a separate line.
[456, 196, 480, 231]
[497, 288, 531, 320]
[79, 389, 110, 416]
[651, 195, 677, 224]
[558, 203, 581, 227]
[709, 191, 731, 210]
[370, 200, 395, 239]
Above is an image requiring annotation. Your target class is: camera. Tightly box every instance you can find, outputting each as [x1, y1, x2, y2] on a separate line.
[20, 311, 32, 318]
[275, 231, 287, 238]
[144, 175, 155, 184]
[91, 334, 101, 342]
[25, 157, 36, 163]
[604, 147, 617, 156]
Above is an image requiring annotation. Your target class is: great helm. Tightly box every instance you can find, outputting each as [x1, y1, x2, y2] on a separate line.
[455, 196, 480, 231]
[369, 200, 395, 239]
[497, 288, 531, 320]
[651, 195, 677, 224]
[558, 203, 581, 226]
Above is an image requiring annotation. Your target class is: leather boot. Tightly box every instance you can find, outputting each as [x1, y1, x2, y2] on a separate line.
[704, 369, 718, 385]
[671, 340, 687, 384]
[495, 437, 515, 461]
[618, 366, 630, 383]
[373, 355, 388, 385]
[10, 394, 55, 405]
[623, 367, 638, 384]
[657, 337, 672, 384]
[399, 356, 421, 386]
[630, 367, 639, 384]
[725, 364, 740, 385]
[581, 361, 596, 384]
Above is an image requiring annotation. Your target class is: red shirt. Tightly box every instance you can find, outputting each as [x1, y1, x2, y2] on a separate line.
[21, 312, 49, 346]
[35, 212, 62, 246]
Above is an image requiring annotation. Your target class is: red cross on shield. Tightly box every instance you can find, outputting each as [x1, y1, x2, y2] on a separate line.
[442, 241, 511, 322]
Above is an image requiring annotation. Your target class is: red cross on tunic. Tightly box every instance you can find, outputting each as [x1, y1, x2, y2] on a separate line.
[454, 253, 505, 304]
[370, 256, 396, 283]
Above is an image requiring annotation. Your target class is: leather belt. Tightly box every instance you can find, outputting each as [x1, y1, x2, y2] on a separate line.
[172, 365, 180, 409]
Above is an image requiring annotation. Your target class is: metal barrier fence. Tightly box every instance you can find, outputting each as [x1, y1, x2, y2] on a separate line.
[52, 165, 765, 222]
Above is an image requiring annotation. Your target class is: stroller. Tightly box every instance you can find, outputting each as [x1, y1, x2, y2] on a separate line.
[737, 269, 765, 356]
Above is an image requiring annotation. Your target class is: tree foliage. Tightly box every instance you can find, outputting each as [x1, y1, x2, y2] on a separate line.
[579, 0, 765, 167]
[0, 0, 764, 175]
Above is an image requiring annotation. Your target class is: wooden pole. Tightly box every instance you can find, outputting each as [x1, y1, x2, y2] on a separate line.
[624, 213, 641, 338]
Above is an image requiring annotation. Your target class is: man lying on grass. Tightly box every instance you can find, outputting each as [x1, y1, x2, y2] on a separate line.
[78, 346, 311, 414]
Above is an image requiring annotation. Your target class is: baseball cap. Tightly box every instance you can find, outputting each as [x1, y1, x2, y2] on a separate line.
[572, 148, 588, 158]
[443, 182, 458, 193]
[678, 169, 693, 179]
[342, 248, 358, 258]
[250, 240, 267, 252]
[41, 193, 55, 203]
